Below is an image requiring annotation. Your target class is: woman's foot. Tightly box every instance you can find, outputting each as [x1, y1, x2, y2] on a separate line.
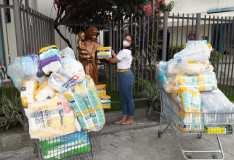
[121, 117, 134, 125]
[114, 116, 128, 124]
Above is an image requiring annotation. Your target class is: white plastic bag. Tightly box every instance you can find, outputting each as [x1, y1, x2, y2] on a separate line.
[174, 41, 211, 63]
[201, 89, 234, 124]
[60, 47, 76, 65]
[48, 68, 84, 93]
[7, 57, 24, 91]
[20, 54, 39, 79]
[167, 59, 213, 75]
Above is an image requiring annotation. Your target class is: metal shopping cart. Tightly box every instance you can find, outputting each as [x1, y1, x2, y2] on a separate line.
[157, 88, 234, 160]
[34, 131, 100, 160]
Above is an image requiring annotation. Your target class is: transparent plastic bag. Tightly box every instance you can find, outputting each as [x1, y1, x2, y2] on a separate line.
[60, 47, 76, 65]
[155, 61, 168, 88]
[20, 54, 39, 79]
[63, 59, 85, 79]
[48, 68, 84, 93]
[7, 57, 24, 91]
[201, 89, 234, 124]
[167, 59, 213, 75]
[174, 41, 211, 63]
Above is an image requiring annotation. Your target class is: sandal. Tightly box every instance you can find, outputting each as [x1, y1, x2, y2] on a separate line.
[114, 121, 123, 124]
[121, 121, 134, 125]
[114, 120, 126, 124]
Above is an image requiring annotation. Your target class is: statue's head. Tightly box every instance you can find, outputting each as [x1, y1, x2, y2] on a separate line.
[78, 31, 85, 41]
[85, 27, 99, 42]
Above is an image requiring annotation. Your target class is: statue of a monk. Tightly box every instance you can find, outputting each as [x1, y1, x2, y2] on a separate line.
[78, 27, 101, 85]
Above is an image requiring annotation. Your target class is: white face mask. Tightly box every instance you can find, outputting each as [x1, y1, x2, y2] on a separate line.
[123, 40, 130, 47]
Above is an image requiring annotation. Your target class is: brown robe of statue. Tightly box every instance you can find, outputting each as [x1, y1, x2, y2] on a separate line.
[78, 27, 101, 85]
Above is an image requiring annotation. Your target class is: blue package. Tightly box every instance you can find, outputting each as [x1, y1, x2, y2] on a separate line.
[20, 54, 39, 78]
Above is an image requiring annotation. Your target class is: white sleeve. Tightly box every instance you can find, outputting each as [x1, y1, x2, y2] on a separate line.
[116, 50, 126, 61]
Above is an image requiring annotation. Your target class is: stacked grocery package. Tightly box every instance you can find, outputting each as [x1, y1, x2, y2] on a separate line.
[156, 40, 234, 134]
[96, 46, 112, 109]
[96, 84, 111, 109]
[7, 46, 105, 159]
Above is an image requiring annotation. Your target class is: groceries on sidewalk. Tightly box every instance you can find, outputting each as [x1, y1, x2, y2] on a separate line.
[156, 40, 234, 134]
[7, 46, 106, 159]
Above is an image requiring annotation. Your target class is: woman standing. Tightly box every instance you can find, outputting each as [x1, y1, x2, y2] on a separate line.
[105, 34, 135, 125]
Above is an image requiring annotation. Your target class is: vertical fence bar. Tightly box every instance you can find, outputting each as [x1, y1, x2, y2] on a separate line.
[133, 18, 137, 96]
[33, 10, 38, 53]
[208, 15, 211, 42]
[226, 17, 232, 96]
[186, 14, 189, 42]
[13, 0, 28, 130]
[230, 18, 234, 96]
[146, 16, 150, 97]
[221, 17, 227, 91]
[171, 13, 174, 58]
[51, 20, 55, 44]
[109, 21, 113, 91]
[38, 13, 42, 51]
[216, 16, 223, 83]
[181, 14, 184, 46]
[203, 15, 206, 39]
[13, 0, 23, 56]
[22, 5, 28, 55]
[142, 16, 145, 95]
[195, 13, 201, 40]
[176, 13, 179, 52]
[191, 14, 194, 40]
[162, 11, 168, 61]
[138, 17, 141, 93]
[112, 21, 116, 91]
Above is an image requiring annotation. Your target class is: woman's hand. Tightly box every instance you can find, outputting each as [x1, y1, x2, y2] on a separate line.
[103, 57, 110, 61]
[111, 49, 117, 57]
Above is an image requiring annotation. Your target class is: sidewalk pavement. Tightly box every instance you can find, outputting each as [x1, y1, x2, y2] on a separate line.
[1, 118, 234, 160]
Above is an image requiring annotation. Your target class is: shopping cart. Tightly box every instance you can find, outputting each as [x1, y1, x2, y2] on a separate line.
[34, 131, 100, 160]
[157, 88, 234, 160]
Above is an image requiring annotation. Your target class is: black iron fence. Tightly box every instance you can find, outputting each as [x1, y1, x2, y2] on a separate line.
[56, 12, 234, 101]
[0, 0, 54, 129]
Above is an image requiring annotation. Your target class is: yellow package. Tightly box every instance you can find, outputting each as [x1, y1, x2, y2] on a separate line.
[25, 97, 77, 139]
[96, 84, 106, 97]
[97, 47, 111, 59]
[21, 80, 38, 107]
[65, 85, 95, 131]
[204, 127, 226, 135]
[34, 81, 57, 101]
[85, 76, 105, 127]
[100, 95, 111, 109]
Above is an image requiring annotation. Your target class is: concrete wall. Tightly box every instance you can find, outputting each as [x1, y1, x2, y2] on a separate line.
[165, 0, 234, 17]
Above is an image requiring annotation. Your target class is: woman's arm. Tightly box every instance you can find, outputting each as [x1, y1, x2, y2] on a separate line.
[105, 50, 120, 63]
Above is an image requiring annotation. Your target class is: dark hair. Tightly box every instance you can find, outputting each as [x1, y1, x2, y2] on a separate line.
[123, 33, 135, 56]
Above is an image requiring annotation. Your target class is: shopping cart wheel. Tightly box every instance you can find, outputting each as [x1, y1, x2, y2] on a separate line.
[186, 154, 192, 159]
[212, 154, 218, 159]
[34, 147, 39, 158]
[197, 133, 202, 139]
[158, 131, 162, 138]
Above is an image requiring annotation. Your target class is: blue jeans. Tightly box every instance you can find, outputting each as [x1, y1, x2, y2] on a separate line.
[117, 71, 135, 117]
